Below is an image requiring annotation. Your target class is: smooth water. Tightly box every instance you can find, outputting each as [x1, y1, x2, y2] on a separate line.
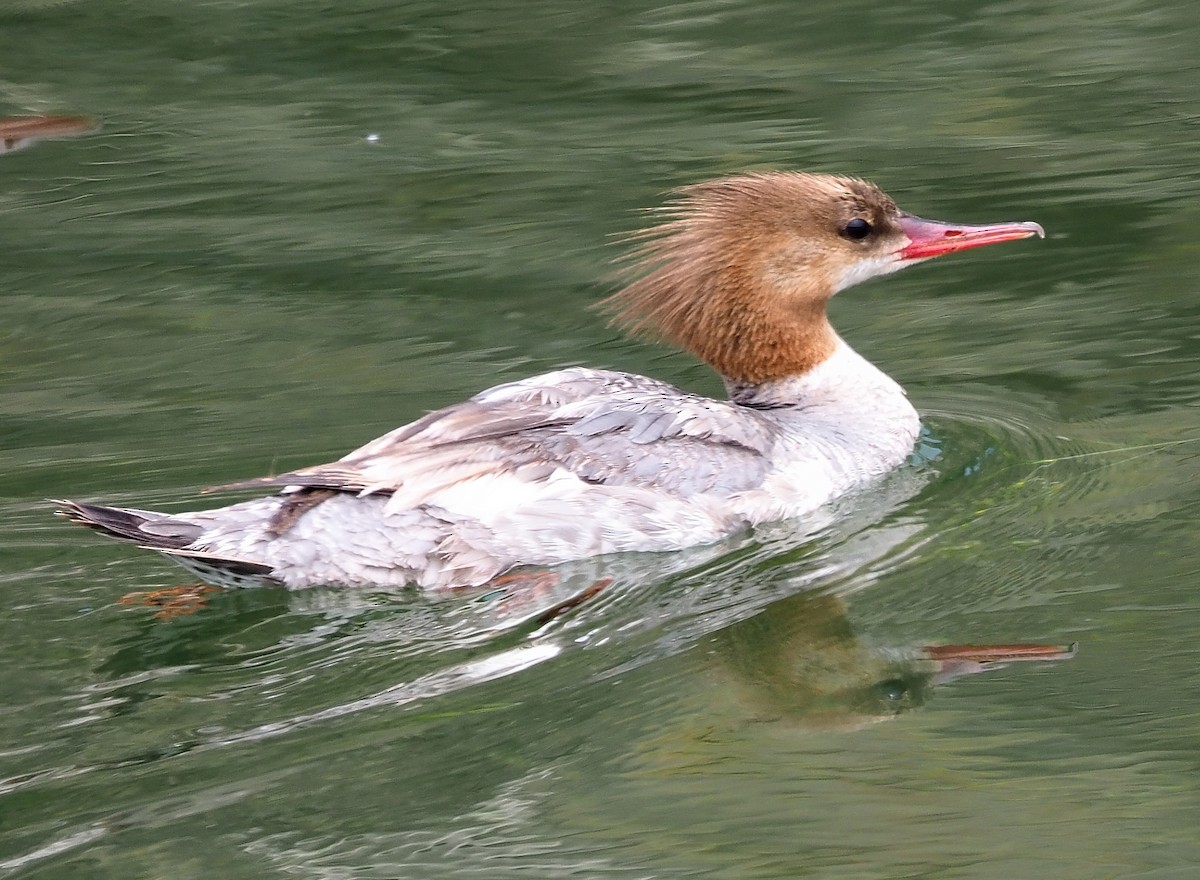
[4, 1, 1200, 877]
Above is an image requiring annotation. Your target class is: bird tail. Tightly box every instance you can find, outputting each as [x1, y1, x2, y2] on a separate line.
[53, 499, 197, 549]
[54, 499, 281, 588]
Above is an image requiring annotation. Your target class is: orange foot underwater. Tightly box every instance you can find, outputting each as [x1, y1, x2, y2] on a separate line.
[119, 583, 222, 620]
[466, 570, 614, 628]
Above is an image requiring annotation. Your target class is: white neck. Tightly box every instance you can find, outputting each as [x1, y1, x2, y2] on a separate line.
[723, 338, 907, 410]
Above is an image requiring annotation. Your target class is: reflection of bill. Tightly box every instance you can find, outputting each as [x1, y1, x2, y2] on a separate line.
[0, 115, 96, 155]
[708, 591, 1075, 729]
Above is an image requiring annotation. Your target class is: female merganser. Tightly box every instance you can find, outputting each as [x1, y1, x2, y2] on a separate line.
[58, 172, 1042, 590]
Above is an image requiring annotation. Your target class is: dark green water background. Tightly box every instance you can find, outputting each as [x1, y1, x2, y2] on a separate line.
[3, 1, 1200, 877]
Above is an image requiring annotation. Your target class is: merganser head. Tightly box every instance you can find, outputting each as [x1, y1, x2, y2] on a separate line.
[601, 172, 1043, 385]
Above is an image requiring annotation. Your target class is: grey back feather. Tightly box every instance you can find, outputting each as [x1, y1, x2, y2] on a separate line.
[220, 368, 780, 502]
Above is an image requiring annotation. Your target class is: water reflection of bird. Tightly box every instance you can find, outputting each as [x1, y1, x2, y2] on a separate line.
[59, 172, 1042, 591]
[705, 591, 1074, 728]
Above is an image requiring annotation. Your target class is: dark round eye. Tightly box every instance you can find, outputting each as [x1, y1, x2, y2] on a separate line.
[875, 678, 908, 702]
[843, 218, 873, 240]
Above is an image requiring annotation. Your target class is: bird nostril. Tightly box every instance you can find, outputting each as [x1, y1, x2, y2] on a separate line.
[943, 230, 962, 237]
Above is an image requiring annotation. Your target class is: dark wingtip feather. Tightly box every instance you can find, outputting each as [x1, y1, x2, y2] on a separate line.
[157, 547, 278, 578]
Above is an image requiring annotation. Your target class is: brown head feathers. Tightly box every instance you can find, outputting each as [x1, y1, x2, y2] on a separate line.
[599, 172, 910, 385]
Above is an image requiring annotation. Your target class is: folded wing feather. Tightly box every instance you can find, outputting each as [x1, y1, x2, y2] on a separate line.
[213, 368, 780, 507]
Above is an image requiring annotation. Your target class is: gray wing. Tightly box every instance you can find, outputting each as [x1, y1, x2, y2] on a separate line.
[215, 367, 780, 504]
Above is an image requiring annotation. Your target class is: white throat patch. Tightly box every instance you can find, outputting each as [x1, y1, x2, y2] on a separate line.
[833, 253, 908, 294]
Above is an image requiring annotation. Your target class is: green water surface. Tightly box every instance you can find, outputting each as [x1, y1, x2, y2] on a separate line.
[3, 1, 1200, 878]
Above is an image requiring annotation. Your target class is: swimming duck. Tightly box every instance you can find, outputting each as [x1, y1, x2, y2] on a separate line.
[58, 172, 1042, 590]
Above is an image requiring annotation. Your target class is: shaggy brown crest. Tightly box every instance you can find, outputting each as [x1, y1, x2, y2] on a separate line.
[599, 172, 908, 385]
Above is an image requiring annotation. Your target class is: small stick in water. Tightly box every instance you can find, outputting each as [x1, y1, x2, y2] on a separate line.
[0, 115, 97, 155]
